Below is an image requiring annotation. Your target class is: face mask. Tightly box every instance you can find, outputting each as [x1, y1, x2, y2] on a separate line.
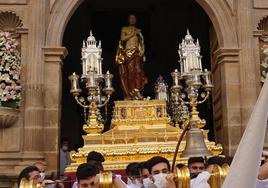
[40, 172, 45, 181]
[134, 179, 143, 187]
[153, 173, 167, 188]
[62, 145, 68, 151]
[127, 177, 132, 185]
[143, 178, 154, 188]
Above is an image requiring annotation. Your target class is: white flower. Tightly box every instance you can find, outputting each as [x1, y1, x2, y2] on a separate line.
[0, 31, 21, 106]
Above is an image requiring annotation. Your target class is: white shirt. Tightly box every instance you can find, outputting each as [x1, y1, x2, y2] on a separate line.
[72, 181, 78, 188]
[190, 171, 211, 188]
[127, 185, 142, 188]
[60, 149, 72, 177]
[127, 178, 142, 188]
[256, 178, 268, 188]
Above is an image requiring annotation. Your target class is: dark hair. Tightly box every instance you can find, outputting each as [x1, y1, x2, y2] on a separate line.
[61, 138, 69, 146]
[126, 162, 140, 178]
[188, 157, 205, 166]
[207, 156, 225, 166]
[176, 163, 185, 169]
[87, 160, 103, 172]
[146, 156, 170, 174]
[87, 151, 105, 163]
[139, 161, 149, 170]
[76, 163, 98, 182]
[18, 165, 39, 186]
[223, 156, 233, 166]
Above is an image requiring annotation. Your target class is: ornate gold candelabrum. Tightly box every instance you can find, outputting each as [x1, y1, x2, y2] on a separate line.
[171, 30, 214, 166]
[68, 32, 114, 134]
[69, 71, 114, 134]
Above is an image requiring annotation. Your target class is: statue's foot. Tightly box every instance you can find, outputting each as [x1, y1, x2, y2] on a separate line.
[130, 89, 143, 100]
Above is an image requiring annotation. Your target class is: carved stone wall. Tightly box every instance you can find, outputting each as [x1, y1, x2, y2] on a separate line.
[0, 0, 267, 187]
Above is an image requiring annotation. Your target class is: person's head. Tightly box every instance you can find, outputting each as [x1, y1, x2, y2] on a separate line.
[207, 156, 224, 166]
[146, 156, 170, 188]
[128, 14, 136, 26]
[139, 162, 150, 178]
[87, 151, 105, 172]
[61, 138, 69, 152]
[146, 156, 170, 175]
[188, 157, 205, 178]
[126, 162, 142, 185]
[176, 163, 185, 169]
[139, 161, 153, 187]
[33, 161, 47, 181]
[18, 165, 41, 186]
[76, 163, 98, 188]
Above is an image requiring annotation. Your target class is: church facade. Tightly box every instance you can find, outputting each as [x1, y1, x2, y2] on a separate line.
[0, 0, 268, 187]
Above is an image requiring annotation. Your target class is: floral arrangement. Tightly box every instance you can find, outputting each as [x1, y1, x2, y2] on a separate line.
[0, 31, 21, 108]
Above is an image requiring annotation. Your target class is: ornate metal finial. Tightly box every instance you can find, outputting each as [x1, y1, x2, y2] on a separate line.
[87, 30, 97, 46]
[98, 40, 102, 48]
[83, 40, 85, 48]
[82, 32, 102, 77]
[178, 30, 202, 75]
[154, 75, 169, 101]
[185, 29, 193, 42]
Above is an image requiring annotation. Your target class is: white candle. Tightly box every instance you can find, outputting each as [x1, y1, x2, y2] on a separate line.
[199, 58, 202, 70]
[100, 58, 102, 74]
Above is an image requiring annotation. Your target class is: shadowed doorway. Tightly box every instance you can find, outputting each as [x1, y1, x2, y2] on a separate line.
[61, 0, 214, 150]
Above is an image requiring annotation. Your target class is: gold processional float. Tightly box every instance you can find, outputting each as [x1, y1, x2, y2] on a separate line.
[66, 30, 229, 188]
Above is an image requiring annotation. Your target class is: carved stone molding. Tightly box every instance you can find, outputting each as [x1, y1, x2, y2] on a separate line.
[0, 107, 19, 128]
[43, 47, 68, 63]
[258, 16, 268, 32]
[211, 48, 240, 72]
[0, 11, 23, 33]
[0, 0, 26, 4]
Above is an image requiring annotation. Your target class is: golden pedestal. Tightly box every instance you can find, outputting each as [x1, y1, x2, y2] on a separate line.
[66, 100, 222, 172]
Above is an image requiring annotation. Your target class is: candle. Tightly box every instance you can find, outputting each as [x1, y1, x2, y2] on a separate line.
[104, 71, 113, 88]
[171, 69, 180, 86]
[68, 72, 82, 95]
[199, 58, 202, 70]
[203, 69, 213, 88]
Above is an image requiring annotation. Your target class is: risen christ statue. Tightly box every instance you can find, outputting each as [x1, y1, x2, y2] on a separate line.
[115, 14, 147, 100]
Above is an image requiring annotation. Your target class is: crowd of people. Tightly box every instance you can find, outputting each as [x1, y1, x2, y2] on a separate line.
[17, 150, 268, 188]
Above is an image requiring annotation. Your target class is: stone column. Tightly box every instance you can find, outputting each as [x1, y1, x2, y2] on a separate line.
[43, 47, 68, 174]
[237, 0, 259, 132]
[212, 48, 242, 155]
[18, 0, 46, 169]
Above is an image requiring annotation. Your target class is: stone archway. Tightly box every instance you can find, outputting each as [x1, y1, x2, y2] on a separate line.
[44, 0, 240, 171]
[197, 0, 241, 155]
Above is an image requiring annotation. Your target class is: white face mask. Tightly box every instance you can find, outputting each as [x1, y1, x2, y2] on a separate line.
[153, 173, 167, 188]
[40, 172, 45, 181]
[127, 178, 143, 187]
[143, 178, 154, 188]
[62, 145, 68, 151]
[135, 179, 143, 187]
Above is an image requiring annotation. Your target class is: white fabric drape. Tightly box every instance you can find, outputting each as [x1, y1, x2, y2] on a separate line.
[222, 74, 268, 188]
